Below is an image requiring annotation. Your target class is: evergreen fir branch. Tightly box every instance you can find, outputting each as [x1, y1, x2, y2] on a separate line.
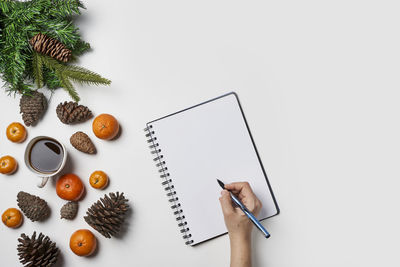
[63, 65, 111, 86]
[39, 53, 110, 102]
[1, 17, 30, 91]
[39, 53, 66, 73]
[40, 19, 80, 48]
[39, 53, 110, 86]
[9, 3, 38, 22]
[2, 45, 28, 90]
[43, 67, 62, 89]
[57, 70, 80, 102]
[0, 1, 34, 93]
[32, 51, 43, 88]
[15, 83, 32, 96]
[4, 82, 32, 96]
[0, 0, 102, 99]
[47, 0, 85, 18]
[71, 39, 90, 56]
[0, 1, 13, 14]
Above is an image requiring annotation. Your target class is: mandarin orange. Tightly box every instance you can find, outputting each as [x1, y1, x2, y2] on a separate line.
[6, 122, 27, 143]
[70, 229, 97, 256]
[56, 173, 84, 201]
[92, 114, 119, 140]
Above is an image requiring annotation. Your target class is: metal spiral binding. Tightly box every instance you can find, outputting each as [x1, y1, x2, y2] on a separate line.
[145, 125, 194, 245]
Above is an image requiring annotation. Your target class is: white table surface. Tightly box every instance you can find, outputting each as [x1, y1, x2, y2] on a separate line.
[1, 0, 400, 266]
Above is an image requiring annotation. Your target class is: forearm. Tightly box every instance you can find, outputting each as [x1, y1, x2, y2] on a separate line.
[229, 235, 252, 267]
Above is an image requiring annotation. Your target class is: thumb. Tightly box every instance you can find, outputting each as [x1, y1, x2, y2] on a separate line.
[219, 190, 234, 216]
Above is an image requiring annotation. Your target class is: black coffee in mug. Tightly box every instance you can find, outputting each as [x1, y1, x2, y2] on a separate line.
[29, 138, 64, 174]
[25, 136, 67, 188]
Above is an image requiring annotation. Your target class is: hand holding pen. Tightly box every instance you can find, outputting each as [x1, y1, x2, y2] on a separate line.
[218, 180, 270, 239]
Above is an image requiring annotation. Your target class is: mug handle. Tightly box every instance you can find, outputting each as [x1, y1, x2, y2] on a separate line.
[38, 176, 50, 188]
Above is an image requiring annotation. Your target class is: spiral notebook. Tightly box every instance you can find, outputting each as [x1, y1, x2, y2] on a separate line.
[145, 92, 279, 245]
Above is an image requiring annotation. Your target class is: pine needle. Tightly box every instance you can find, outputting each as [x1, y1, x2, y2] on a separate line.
[38, 53, 110, 102]
[39, 53, 65, 73]
[71, 40, 90, 57]
[39, 53, 110, 86]
[41, 54, 80, 101]
[43, 68, 62, 89]
[63, 65, 111, 86]
[32, 51, 43, 88]
[57, 70, 80, 102]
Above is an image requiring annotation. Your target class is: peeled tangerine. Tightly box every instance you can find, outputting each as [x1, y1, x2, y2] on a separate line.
[70, 229, 97, 256]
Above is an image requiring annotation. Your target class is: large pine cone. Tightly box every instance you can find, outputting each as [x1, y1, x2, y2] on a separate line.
[84, 192, 129, 238]
[17, 191, 50, 222]
[30, 33, 71, 62]
[20, 91, 47, 126]
[56, 101, 92, 124]
[17, 232, 59, 267]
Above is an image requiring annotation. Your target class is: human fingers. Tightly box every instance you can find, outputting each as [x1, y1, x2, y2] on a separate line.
[219, 190, 234, 216]
[225, 182, 255, 198]
[241, 195, 262, 215]
[225, 182, 262, 215]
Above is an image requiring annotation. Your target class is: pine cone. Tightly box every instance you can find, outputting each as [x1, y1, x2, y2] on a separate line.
[17, 232, 59, 267]
[70, 131, 96, 154]
[84, 192, 129, 238]
[30, 33, 72, 62]
[20, 91, 47, 127]
[56, 101, 92, 124]
[60, 201, 78, 220]
[17, 191, 50, 222]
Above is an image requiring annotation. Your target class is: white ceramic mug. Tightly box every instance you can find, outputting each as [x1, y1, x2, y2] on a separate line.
[24, 136, 68, 188]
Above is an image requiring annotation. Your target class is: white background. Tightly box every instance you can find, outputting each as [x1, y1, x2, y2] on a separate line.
[1, 0, 400, 266]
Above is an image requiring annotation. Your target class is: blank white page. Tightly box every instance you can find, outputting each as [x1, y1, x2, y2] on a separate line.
[148, 93, 278, 245]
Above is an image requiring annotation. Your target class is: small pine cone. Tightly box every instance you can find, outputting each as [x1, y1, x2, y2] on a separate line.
[60, 201, 78, 220]
[84, 192, 129, 238]
[56, 101, 92, 124]
[70, 131, 96, 154]
[17, 232, 59, 267]
[17, 191, 50, 222]
[30, 33, 71, 62]
[19, 91, 47, 126]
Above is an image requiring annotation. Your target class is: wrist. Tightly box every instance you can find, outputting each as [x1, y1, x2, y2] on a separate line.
[229, 230, 252, 244]
[229, 232, 252, 267]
